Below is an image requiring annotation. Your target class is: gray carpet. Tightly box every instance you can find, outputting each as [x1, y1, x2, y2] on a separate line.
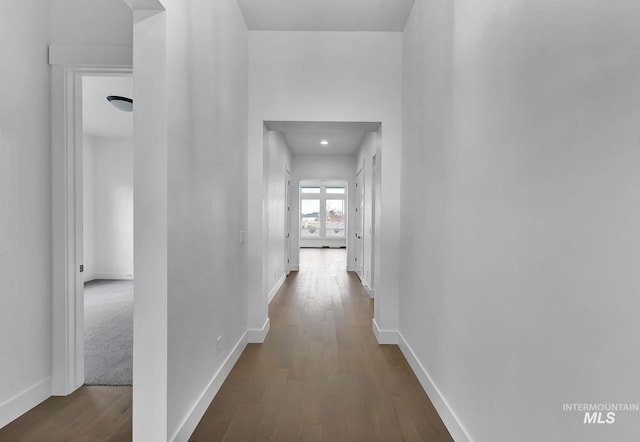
[84, 279, 133, 386]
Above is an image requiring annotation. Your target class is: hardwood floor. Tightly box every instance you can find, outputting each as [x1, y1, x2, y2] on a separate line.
[190, 249, 452, 441]
[0, 249, 451, 441]
[0, 386, 132, 441]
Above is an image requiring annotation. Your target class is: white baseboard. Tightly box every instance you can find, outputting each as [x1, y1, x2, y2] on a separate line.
[290, 264, 299, 271]
[170, 332, 248, 442]
[372, 318, 398, 344]
[84, 273, 96, 283]
[268, 274, 286, 304]
[363, 284, 374, 298]
[247, 318, 270, 343]
[398, 333, 472, 442]
[87, 273, 133, 281]
[0, 377, 51, 429]
[347, 265, 356, 272]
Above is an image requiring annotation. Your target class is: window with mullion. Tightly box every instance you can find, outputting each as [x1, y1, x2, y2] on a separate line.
[300, 184, 346, 239]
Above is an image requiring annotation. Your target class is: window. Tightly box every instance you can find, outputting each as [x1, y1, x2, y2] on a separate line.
[325, 200, 345, 237]
[300, 184, 346, 239]
[301, 199, 320, 237]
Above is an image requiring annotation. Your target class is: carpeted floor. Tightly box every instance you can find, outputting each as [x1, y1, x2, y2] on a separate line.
[84, 279, 133, 386]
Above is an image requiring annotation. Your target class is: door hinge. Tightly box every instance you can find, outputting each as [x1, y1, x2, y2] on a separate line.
[79, 265, 84, 273]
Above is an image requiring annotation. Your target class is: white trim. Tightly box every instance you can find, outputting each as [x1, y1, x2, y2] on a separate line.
[398, 333, 472, 442]
[170, 332, 248, 442]
[247, 318, 271, 343]
[372, 318, 398, 344]
[347, 264, 356, 272]
[299, 239, 347, 248]
[363, 284, 375, 298]
[51, 65, 85, 396]
[268, 273, 286, 304]
[290, 264, 299, 272]
[86, 273, 134, 281]
[0, 378, 52, 429]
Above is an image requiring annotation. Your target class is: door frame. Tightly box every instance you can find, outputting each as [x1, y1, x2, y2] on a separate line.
[50, 48, 132, 396]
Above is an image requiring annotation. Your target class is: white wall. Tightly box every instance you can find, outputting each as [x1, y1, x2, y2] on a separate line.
[400, 0, 640, 440]
[264, 131, 292, 301]
[356, 132, 379, 291]
[83, 135, 134, 282]
[83, 136, 96, 281]
[50, 0, 132, 47]
[164, 0, 248, 439]
[0, 0, 52, 428]
[248, 31, 402, 337]
[131, 5, 167, 440]
[291, 154, 356, 267]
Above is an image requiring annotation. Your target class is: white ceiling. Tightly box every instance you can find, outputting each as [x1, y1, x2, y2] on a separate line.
[265, 121, 380, 155]
[82, 75, 133, 138]
[237, 0, 416, 31]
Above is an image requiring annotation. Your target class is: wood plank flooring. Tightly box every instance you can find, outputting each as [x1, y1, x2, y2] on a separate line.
[0, 249, 452, 441]
[0, 386, 132, 441]
[190, 249, 452, 441]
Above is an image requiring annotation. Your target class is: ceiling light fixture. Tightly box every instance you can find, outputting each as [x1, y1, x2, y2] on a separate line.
[320, 140, 329, 145]
[106, 95, 133, 112]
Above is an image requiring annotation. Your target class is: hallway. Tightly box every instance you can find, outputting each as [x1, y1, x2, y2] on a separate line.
[0, 249, 450, 441]
[190, 249, 452, 441]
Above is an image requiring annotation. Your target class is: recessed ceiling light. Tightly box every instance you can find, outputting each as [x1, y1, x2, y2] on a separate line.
[320, 140, 329, 145]
[106, 95, 133, 112]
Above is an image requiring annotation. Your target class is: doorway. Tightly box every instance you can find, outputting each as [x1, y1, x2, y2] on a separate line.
[81, 75, 134, 386]
[51, 64, 133, 395]
[299, 181, 348, 249]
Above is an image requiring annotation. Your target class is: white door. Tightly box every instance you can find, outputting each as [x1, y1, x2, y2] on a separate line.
[370, 154, 377, 291]
[355, 167, 364, 280]
[285, 169, 292, 274]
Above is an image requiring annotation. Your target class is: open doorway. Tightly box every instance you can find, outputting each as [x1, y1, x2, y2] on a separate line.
[299, 181, 347, 248]
[81, 75, 134, 386]
[263, 121, 380, 278]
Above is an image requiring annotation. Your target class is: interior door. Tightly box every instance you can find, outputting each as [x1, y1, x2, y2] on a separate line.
[355, 167, 364, 280]
[285, 169, 291, 274]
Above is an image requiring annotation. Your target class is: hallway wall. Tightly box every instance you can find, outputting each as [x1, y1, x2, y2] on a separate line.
[248, 31, 402, 336]
[164, 0, 249, 439]
[400, 0, 640, 440]
[0, 0, 52, 428]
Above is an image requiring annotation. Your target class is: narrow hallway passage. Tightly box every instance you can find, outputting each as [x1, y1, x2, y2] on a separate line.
[191, 249, 452, 441]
